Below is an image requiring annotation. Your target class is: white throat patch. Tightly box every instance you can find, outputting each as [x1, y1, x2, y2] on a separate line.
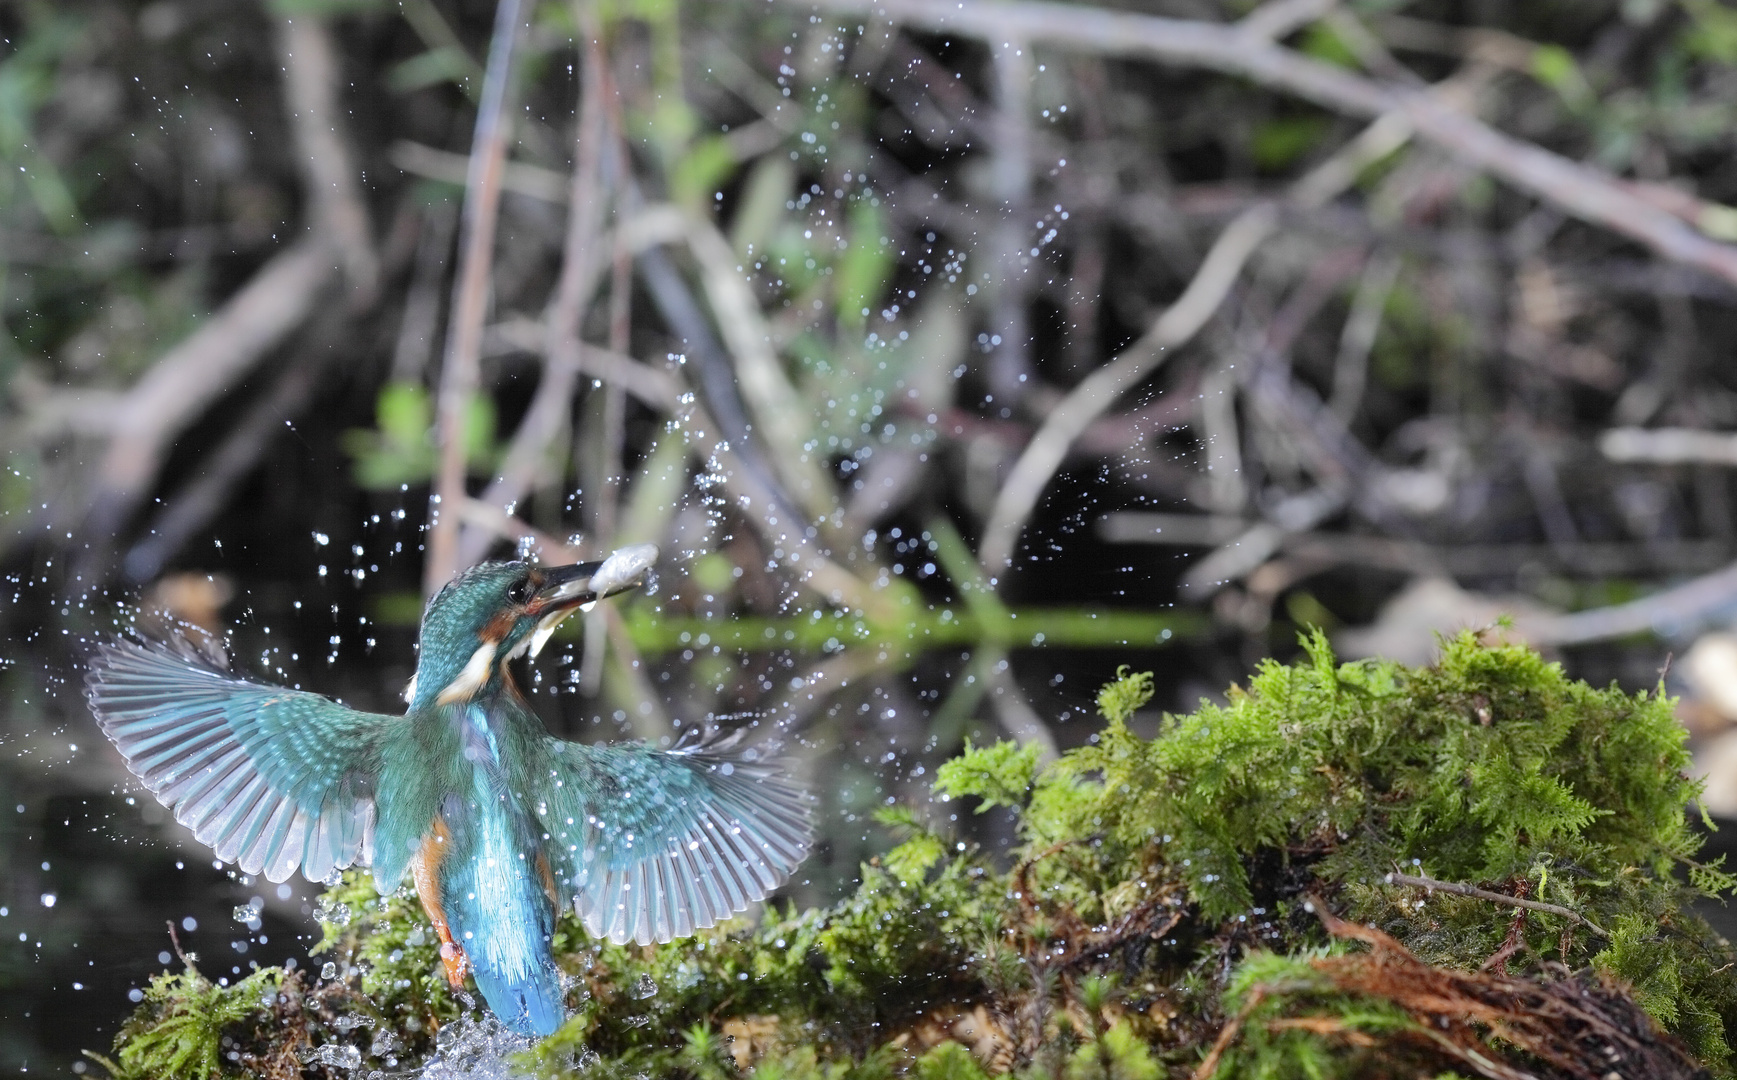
[434, 642, 498, 706]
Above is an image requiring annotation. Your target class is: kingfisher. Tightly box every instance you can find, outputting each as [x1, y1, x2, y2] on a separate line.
[85, 544, 810, 1037]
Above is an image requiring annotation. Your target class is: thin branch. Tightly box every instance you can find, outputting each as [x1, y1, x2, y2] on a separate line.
[1600, 427, 1737, 467]
[489, 320, 683, 408]
[1329, 248, 1400, 423]
[794, 0, 1737, 289]
[977, 83, 1425, 578]
[987, 35, 1034, 404]
[1385, 871, 1610, 938]
[424, 0, 524, 597]
[75, 15, 376, 571]
[276, 15, 378, 297]
[1514, 558, 1737, 647]
[1237, 0, 1335, 42]
[456, 497, 585, 564]
[389, 139, 568, 203]
[456, 13, 612, 568]
[1099, 514, 1734, 577]
[683, 212, 839, 524]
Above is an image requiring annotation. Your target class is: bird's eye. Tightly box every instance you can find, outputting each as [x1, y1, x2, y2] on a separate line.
[507, 578, 532, 606]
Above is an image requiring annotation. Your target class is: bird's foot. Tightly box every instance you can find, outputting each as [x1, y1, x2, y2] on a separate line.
[438, 940, 471, 988]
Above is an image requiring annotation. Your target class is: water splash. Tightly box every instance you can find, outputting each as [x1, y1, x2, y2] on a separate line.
[314, 897, 353, 926]
[300, 1042, 363, 1070]
[413, 1012, 534, 1080]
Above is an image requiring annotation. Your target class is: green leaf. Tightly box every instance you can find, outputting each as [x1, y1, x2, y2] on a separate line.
[883, 834, 947, 881]
[731, 156, 795, 256]
[1249, 116, 1331, 171]
[267, 0, 386, 15]
[935, 738, 1041, 813]
[1529, 44, 1594, 108]
[387, 46, 477, 95]
[1096, 666, 1154, 725]
[835, 200, 894, 330]
[670, 134, 738, 209]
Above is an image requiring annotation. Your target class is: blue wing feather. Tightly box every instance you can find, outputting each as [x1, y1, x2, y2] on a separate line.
[535, 734, 811, 946]
[86, 637, 395, 884]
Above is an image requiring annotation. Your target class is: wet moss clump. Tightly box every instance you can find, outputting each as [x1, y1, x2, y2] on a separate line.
[98, 633, 1737, 1078]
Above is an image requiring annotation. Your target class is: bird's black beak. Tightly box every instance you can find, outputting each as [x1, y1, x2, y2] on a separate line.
[526, 544, 658, 658]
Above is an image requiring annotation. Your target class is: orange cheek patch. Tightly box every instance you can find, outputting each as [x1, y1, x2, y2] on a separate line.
[480, 611, 518, 643]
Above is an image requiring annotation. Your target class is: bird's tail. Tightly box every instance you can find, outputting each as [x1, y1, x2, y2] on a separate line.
[473, 961, 565, 1037]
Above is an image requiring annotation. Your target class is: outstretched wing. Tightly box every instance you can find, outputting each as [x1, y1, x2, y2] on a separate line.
[535, 735, 811, 946]
[86, 637, 394, 884]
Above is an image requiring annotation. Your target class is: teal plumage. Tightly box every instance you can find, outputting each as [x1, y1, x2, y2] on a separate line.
[86, 548, 811, 1036]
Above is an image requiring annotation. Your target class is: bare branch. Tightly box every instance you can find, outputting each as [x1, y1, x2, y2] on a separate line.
[1329, 249, 1401, 422]
[276, 15, 377, 296]
[1237, 0, 1335, 42]
[424, 0, 524, 597]
[456, 497, 586, 564]
[795, 0, 1737, 289]
[1600, 427, 1737, 468]
[489, 320, 682, 409]
[1385, 871, 1610, 938]
[1515, 560, 1737, 647]
[684, 213, 839, 524]
[389, 139, 569, 204]
[77, 14, 384, 556]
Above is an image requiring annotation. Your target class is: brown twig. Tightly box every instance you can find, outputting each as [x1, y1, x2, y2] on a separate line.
[389, 139, 569, 203]
[1295, 894, 1701, 1080]
[1384, 871, 1609, 938]
[424, 0, 524, 597]
[1190, 988, 1264, 1080]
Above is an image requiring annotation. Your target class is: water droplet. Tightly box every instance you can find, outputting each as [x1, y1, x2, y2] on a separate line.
[300, 1043, 362, 1071]
[320, 961, 338, 980]
[313, 898, 351, 926]
[232, 902, 261, 924]
[631, 972, 658, 999]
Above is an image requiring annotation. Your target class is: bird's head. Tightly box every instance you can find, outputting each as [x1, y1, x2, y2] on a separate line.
[407, 543, 658, 710]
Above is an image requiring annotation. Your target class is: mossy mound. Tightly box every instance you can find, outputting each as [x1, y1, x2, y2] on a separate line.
[98, 633, 1737, 1078]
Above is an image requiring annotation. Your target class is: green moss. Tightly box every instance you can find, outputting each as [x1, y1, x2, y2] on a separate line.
[104, 966, 282, 1080]
[100, 634, 1737, 1078]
